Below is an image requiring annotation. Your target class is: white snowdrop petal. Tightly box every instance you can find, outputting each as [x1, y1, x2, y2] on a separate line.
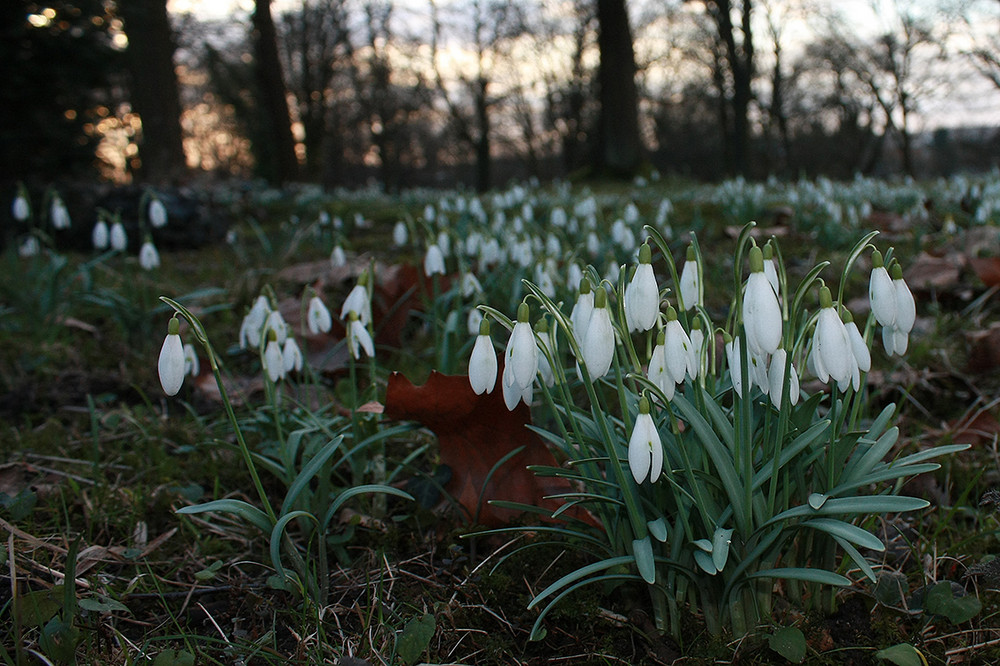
[158, 334, 185, 396]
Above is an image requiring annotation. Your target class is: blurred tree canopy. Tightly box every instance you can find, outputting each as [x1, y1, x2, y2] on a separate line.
[0, 1, 123, 184]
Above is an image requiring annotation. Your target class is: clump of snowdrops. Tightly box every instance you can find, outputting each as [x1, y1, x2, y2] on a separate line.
[471, 222, 967, 639]
[155, 274, 411, 604]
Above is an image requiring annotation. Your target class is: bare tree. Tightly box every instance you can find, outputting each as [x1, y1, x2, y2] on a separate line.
[119, 0, 187, 183]
[430, 0, 526, 192]
[595, 0, 644, 176]
[253, 0, 299, 183]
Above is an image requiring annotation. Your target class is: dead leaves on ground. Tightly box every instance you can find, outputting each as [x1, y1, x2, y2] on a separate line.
[384, 367, 597, 528]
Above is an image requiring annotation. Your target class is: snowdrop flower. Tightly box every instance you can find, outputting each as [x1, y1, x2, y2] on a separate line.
[469, 318, 498, 395]
[628, 396, 663, 485]
[306, 295, 331, 335]
[624, 202, 640, 224]
[725, 334, 744, 398]
[110, 221, 127, 251]
[50, 196, 70, 230]
[678, 244, 700, 311]
[424, 243, 446, 276]
[436, 230, 451, 257]
[762, 242, 779, 295]
[647, 331, 673, 400]
[662, 307, 695, 387]
[767, 348, 799, 408]
[467, 306, 483, 336]
[570, 278, 594, 341]
[550, 207, 567, 227]
[392, 221, 408, 247]
[158, 317, 186, 396]
[18, 235, 40, 258]
[139, 238, 160, 270]
[742, 245, 782, 356]
[263, 330, 285, 382]
[423, 204, 436, 223]
[240, 295, 271, 349]
[347, 312, 374, 359]
[460, 271, 483, 298]
[92, 219, 109, 250]
[149, 197, 167, 228]
[535, 318, 556, 387]
[842, 310, 871, 373]
[282, 337, 303, 373]
[183, 343, 199, 378]
[625, 244, 660, 332]
[869, 250, 896, 329]
[330, 245, 347, 267]
[12, 191, 29, 222]
[506, 302, 538, 391]
[688, 318, 704, 380]
[586, 231, 600, 257]
[888, 262, 915, 355]
[265, 309, 289, 345]
[581, 288, 615, 381]
[811, 286, 857, 389]
[340, 272, 371, 326]
[566, 263, 584, 292]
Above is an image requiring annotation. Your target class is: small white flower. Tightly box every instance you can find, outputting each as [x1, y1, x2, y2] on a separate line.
[688, 319, 704, 380]
[110, 221, 127, 251]
[767, 348, 799, 408]
[340, 276, 371, 326]
[240, 295, 271, 349]
[536, 319, 556, 387]
[460, 272, 483, 298]
[570, 279, 594, 342]
[139, 239, 160, 270]
[501, 355, 533, 410]
[868, 250, 896, 328]
[12, 193, 29, 222]
[393, 221, 408, 246]
[50, 197, 70, 230]
[663, 310, 695, 385]
[624, 244, 659, 333]
[92, 220, 109, 250]
[628, 398, 663, 484]
[158, 317, 186, 396]
[282, 337, 303, 373]
[424, 243, 446, 276]
[725, 335, 744, 398]
[183, 343, 199, 377]
[506, 303, 538, 390]
[265, 309, 289, 345]
[469, 319, 498, 395]
[307, 295, 333, 334]
[811, 287, 856, 387]
[647, 336, 674, 400]
[467, 307, 483, 336]
[581, 289, 615, 381]
[149, 197, 168, 228]
[892, 263, 915, 336]
[347, 314, 375, 359]
[679, 245, 701, 311]
[18, 236, 39, 258]
[330, 245, 347, 267]
[843, 312, 871, 373]
[742, 246, 782, 356]
[263, 332, 285, 382]
[762, 242, 779, 295]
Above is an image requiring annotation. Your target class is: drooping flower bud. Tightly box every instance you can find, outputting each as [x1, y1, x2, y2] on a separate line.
[158, 317, 185, 396]
[469, 317, 498, 395]
[628, 396, 663, 484]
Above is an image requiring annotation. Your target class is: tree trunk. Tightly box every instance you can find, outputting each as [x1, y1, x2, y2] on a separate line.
[595, 0, 643, 177]
[475, 76, 491, 192]
[119, 0, 186, 183]
[252, 0, 299, 184]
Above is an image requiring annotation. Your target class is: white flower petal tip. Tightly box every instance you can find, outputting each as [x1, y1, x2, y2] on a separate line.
[158, 320, 186, 396]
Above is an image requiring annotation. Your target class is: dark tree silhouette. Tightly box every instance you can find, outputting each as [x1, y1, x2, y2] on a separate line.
[119, 0, 187, 183]
[595, 0, 643, 177]
[252, 0, 299, 184]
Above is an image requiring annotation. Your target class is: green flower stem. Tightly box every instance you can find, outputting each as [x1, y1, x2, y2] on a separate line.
[159, 296, 277, 525]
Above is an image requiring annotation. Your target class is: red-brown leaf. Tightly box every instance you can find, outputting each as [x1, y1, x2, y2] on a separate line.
[384, 367, 597, 528]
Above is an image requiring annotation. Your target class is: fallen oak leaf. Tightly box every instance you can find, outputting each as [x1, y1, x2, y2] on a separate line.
[384, 367, 598, 528]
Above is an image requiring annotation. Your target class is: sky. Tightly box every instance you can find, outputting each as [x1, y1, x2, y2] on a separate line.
[165, 0, 1000, 130]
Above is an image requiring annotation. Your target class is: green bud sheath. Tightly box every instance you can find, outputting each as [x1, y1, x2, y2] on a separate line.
[819, 286, 833, 309]
[638, 395, 651, 415]
[665, 305, 678, 321]
[594, 286, 608, 308]
[890, 263, 903, 280]
[167, 316, 180, 335]
[872, 249, 884, 269]
[686, 244, 696, 261]
[478, 317, 491, 336]
[748, 245, 764, 272]
[639, 243, 652, 264]
[517, 301, 530, 322]
[579, 278, 592, 295]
